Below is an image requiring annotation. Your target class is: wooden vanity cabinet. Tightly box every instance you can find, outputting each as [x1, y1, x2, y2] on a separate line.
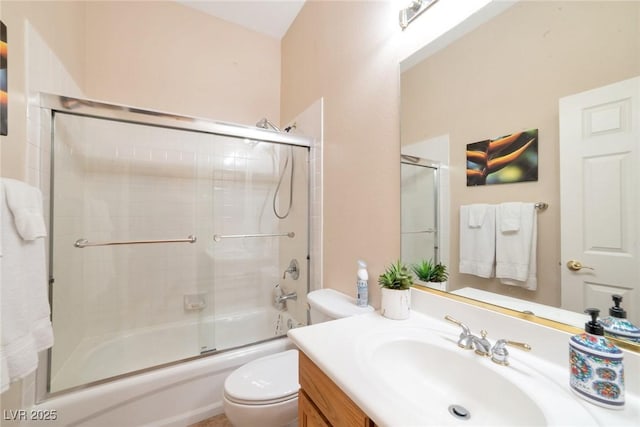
[298, 351, 376, 427]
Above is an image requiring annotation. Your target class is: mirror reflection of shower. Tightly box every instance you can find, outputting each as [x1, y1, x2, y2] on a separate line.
[256, 118, 296, 219]
[400, 155, 440, 266]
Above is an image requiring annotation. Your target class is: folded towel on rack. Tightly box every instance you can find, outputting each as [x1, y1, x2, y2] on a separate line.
[499, 202, 522, 232]
[2, 178, 47, 240]
[1, 179, 54, 393]
[468, 204, 488, 228]
[459, 204, 495, 278]
[496, 202, 537, 290]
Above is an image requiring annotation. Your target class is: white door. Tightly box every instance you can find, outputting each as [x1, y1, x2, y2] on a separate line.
[559, 76, 640, 324]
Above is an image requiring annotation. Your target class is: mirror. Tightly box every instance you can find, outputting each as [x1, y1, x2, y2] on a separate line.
[400, 1, 639, 347]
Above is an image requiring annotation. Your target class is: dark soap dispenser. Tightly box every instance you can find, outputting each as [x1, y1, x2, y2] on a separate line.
[598, 294, 640, 343]
[569, 308, 624, 409]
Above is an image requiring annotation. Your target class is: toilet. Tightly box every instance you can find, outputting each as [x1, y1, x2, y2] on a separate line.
[223, 289, 373, 427]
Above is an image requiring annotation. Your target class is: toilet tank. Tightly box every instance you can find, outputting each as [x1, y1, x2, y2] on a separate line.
[307, 289, 374, 324]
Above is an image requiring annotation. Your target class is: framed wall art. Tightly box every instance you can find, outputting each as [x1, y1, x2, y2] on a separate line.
[1, 20, 7, 136]
[466, 129, 538, 186]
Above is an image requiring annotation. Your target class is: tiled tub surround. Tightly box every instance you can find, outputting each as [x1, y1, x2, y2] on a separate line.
[289, 287, 640, 426]
[50, 114, 309, 392]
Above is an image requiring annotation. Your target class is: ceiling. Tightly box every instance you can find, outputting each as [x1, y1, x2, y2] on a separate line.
[177, 1, 306, 39]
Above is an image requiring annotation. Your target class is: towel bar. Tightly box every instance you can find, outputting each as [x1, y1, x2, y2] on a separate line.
[213, 232, 295, 242]
[74, 235, 197, 248]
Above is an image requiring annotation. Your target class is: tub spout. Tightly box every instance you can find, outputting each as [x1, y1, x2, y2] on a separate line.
[275, 291, 297, 304]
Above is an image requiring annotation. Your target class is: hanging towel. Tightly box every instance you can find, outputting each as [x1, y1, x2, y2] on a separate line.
[459, 204, 495, 278]
[468, 204, 488, 228]
[499, 202, 522, 232]
[1, 179, 54, 393]
[3, 178, 47, 240]
[496, 202, 537, 290]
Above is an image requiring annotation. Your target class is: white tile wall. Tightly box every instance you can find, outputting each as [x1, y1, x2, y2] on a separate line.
[287, 97, 323, 292]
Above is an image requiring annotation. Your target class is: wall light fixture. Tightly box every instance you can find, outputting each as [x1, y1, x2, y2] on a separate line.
[399, 0, 439, 30]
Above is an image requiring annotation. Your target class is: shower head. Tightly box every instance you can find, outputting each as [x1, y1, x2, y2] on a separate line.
[256, 118, 281, 132]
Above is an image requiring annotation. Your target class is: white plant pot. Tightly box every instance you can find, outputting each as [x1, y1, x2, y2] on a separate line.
[416, 279, 448, 292]
[380, 288, 411, 320]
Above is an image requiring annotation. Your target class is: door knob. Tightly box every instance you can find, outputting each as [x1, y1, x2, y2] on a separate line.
[566, 260, 595, 272]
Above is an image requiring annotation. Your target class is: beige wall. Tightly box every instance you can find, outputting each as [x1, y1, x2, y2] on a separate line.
[84, 1, 281, 127]
[281, 0, 401, 307]
[401, 1, 640, 306]
[0, 0, 282, 184]
[0, 0, 86, 181]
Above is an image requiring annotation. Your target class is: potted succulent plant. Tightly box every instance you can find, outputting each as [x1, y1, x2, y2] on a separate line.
[378, 260, 413, 320]
[412, 259, 448, 291]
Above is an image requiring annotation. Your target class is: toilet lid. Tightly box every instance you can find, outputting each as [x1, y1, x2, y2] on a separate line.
[224, 349, 300, 405]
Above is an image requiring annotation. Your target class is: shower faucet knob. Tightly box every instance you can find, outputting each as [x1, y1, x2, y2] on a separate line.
[283, 259, 300, 280]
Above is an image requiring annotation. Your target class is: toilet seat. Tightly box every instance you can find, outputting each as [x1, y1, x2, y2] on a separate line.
[224, 349, 299, 406]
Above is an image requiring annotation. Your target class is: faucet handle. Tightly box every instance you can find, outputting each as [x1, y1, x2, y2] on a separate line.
[491, 339, 532, 366]
[444, 315, 470, 333]
[444, 315, 473, 349]
[283, 259, 300, 280]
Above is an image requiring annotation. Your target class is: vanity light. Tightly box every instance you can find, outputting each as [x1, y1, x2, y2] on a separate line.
[399, 0, 439, 30]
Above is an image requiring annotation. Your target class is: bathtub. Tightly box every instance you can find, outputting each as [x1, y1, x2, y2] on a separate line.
[35, 309, 300, 427]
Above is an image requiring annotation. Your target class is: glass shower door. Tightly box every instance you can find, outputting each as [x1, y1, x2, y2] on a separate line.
[205, 140, 309, 352]
[401, 160, 439, 266]
[49, 111, 309, 393]
[49, 113, 216, 392]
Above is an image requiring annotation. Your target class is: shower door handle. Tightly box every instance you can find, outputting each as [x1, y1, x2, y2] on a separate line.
[74, 235, 197, 248]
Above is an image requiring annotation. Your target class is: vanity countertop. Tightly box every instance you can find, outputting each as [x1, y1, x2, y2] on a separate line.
[288, 288, 640, 426]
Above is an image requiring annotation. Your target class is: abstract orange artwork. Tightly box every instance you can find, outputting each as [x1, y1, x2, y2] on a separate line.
[1, 20, 7, 136]
[466, 129, 538, 186]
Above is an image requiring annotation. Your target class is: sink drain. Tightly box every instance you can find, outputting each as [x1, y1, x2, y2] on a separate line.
[448, 404, 471, 420]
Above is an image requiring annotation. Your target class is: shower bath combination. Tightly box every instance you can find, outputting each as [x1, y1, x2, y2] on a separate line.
[39, 95, 311, 413]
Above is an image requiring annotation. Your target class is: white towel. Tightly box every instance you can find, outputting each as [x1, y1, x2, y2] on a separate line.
[2, 178, 47, 240]
[468, 204, 488, 228]
[500, 202, 521, 232]
[1, 179, 54, 393]
[496, 202, 537, 290]
[459, 204, 495, 278]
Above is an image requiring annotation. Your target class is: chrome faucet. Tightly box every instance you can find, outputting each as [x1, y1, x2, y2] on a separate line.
[470, 330, 492, 356]
[444, 315, 531, 365]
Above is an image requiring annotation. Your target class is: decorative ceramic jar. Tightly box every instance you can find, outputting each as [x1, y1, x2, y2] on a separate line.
[569, 309, 624, 409]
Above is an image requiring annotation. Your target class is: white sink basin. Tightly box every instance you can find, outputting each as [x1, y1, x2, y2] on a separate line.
[358, 326, 598, 426]
[369, 336, 545, 425]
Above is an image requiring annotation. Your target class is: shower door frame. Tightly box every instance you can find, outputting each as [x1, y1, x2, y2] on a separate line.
[36, 93, 312, 402]
[400, 155, 441, 265]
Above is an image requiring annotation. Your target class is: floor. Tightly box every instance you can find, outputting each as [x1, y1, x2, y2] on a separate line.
[188, 413, 233, 427]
